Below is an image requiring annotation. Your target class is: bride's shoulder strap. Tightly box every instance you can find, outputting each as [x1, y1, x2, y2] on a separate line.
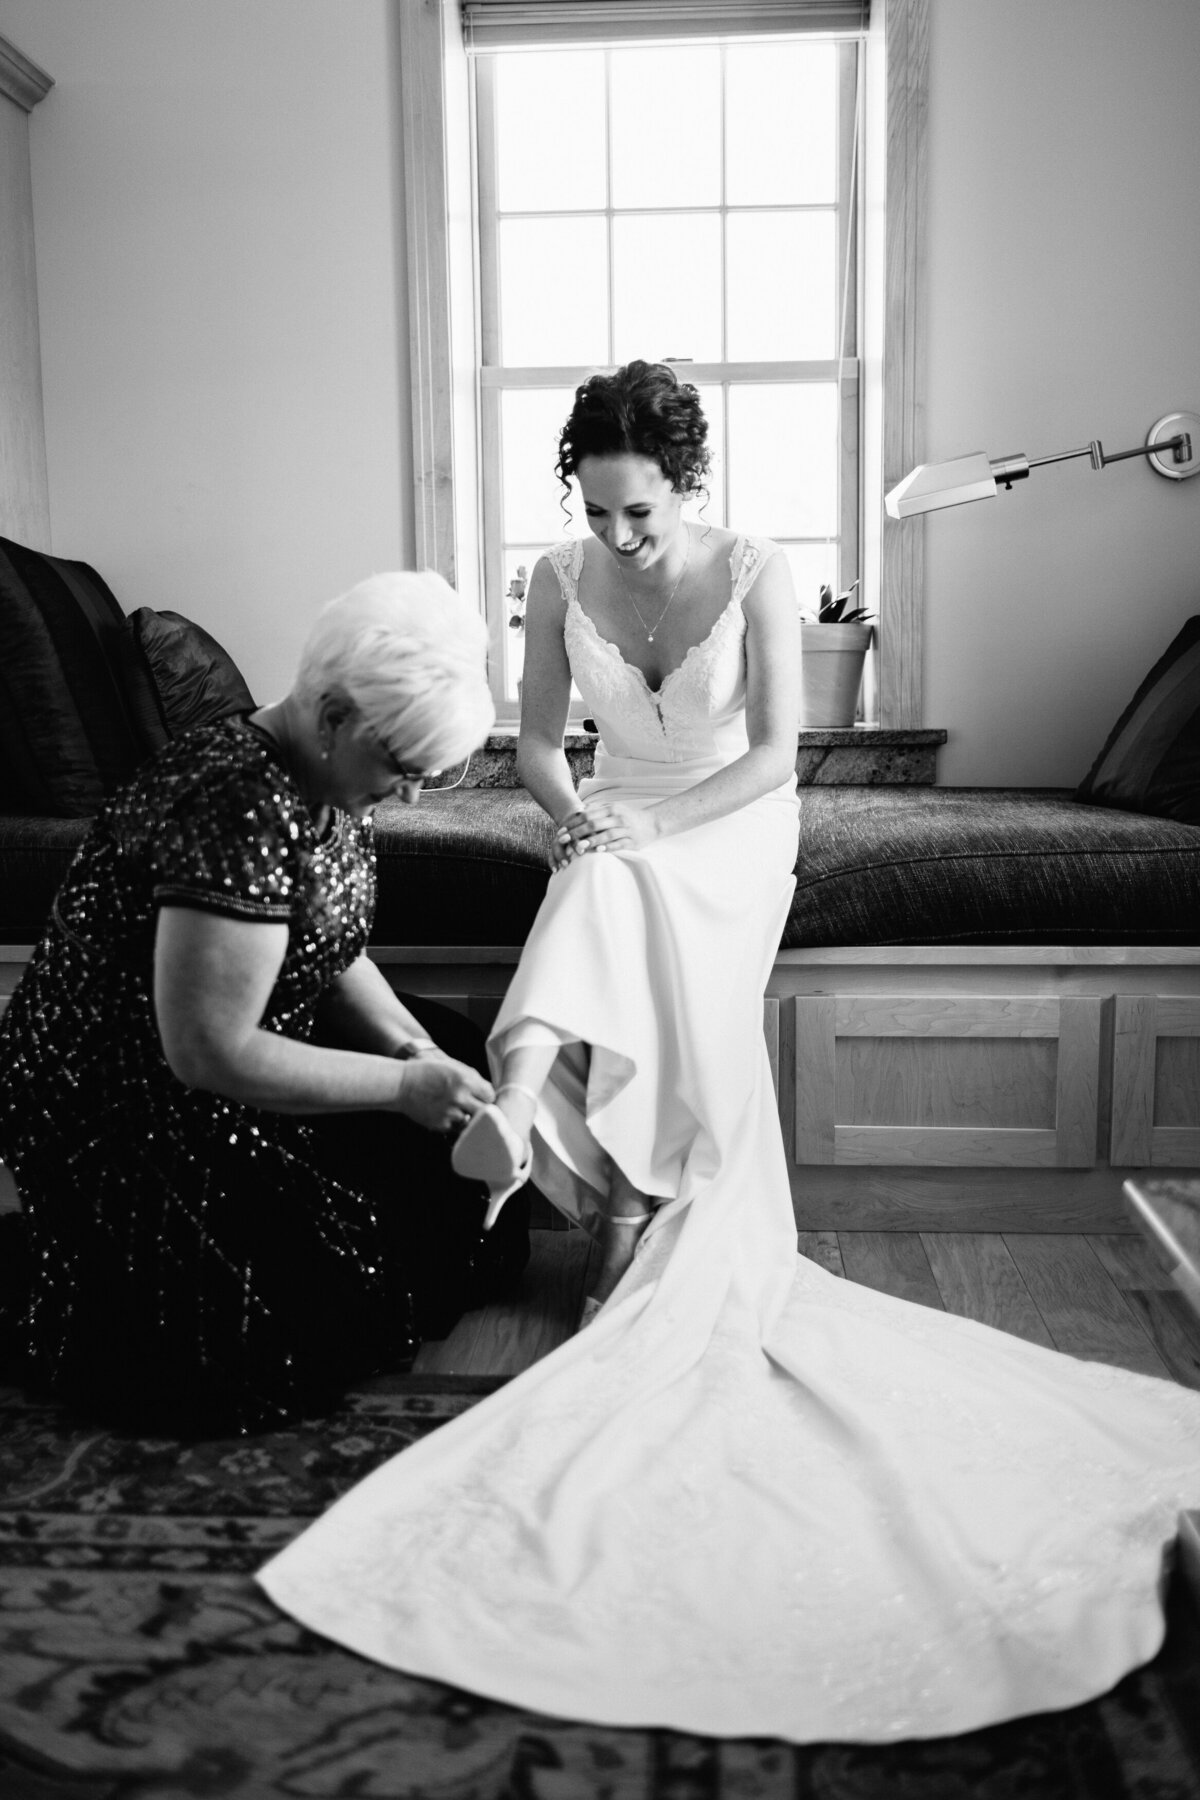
[542, 537, 585, 606]
[730, 533, 783, 606]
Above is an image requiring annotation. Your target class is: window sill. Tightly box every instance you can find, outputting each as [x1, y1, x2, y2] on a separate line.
[453, 727, 946, 789]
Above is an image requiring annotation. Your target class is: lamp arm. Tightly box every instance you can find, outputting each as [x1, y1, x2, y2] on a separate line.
[1092, 433, 1191, 468]
[989, 432, 1192, 491]
[884, 412, 1199, 517]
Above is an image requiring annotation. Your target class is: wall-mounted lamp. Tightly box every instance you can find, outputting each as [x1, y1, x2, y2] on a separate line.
[885, 410, 1200, 519]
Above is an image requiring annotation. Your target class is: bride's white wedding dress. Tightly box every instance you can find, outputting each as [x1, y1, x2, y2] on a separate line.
[259, 533, 1200, 1744]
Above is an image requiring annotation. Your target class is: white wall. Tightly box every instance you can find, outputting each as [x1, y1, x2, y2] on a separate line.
[3, 1, 1198, 781]
[0, 0, 413, 704]
[923, 0, 1200, 785]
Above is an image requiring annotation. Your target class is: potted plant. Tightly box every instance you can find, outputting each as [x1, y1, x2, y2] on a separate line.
[507, 564, 528, 708]
[800, 581, 874, 728]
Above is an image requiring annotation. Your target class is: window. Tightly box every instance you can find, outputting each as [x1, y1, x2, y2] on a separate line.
[396, 0, 927, 729]
[473, 34, 862, 715]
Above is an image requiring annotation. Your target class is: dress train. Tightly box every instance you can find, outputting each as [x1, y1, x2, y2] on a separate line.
[258, 532, 1200, 1741]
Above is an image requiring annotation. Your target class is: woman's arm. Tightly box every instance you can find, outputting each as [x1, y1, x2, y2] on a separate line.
[578, 550, 801, 854]
[515, 555, 585, 827]
[154, 908, 492, 1128]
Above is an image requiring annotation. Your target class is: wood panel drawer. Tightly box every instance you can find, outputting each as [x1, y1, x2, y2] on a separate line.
[1111, 996, 1200, 1168]
[794, 993, 1102, 1169]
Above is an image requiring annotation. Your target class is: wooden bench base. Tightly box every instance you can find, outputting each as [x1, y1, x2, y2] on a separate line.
[370, 944, 1200, 1235]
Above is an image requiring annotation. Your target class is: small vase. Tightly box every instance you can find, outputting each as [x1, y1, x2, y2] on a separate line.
[800, 622, 873, 729]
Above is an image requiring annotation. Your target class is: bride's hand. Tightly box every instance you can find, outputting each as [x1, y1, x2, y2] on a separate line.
[551, 809, 593, 870]
[552, 802, 659, 868]
[587, 801, 660, 854]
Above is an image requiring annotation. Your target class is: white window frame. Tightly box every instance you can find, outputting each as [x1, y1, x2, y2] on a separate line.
[397, 0, 927, 729]
[474, 38, 862, 721]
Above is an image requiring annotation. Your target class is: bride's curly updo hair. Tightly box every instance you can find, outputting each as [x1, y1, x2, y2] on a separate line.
[556, 360, 711, 501]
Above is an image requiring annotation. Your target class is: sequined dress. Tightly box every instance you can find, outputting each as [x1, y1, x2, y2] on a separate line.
[0, 716, 516, 1434]
[261, 537, 1200, 1743]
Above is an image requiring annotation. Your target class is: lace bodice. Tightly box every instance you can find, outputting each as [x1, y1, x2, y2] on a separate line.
[551, 533, 778, 768]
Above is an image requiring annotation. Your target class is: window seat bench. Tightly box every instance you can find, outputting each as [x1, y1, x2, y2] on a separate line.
[364, 785, 1200, 1235]
[3, 786, 1198, 1233]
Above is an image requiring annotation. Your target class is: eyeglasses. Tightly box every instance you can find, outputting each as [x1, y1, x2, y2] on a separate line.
[379, 741, 472, 792]
[418, 758, 472, 792]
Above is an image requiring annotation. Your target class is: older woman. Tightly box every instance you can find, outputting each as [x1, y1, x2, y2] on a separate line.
[0, 573, 527, 1435]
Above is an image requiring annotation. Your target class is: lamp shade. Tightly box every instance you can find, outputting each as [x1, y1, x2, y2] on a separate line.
[885, 452, 998, 519]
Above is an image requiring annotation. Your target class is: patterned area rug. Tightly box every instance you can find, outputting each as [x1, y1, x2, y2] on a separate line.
[2, 1377, 1199, 1800]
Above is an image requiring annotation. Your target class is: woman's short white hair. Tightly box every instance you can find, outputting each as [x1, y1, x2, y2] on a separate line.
[295, 571, 494, 770]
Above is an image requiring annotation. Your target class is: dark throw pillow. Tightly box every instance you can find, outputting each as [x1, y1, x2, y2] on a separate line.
[0, 535, 143, 817]
[120, 608, 256, 752]
[1075, 616, 1200, 825]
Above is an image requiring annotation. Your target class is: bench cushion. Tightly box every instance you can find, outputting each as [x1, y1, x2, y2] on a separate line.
[0, 794, 555, 949]
[5, 788, 1198, 951]
[369, 789, 552, 946]
[0, 816, 91, 943]
[788, 788, 1200, 947]
[375, 787, 1200, 949]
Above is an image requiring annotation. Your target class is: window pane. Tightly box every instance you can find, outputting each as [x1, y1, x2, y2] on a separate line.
[495, 52, 606, 212]
[727, 383, 838, 537]
[612, 213, 722, 365]
[479, 35, 859, 717]
[610, 46, 721, 210]
[780, 543, 839, 617]
[683, 382, 725, 528]
[499, 218, 608, 366]
[501, 388, 582, 542]
[725, 41, 837, 207]
[726, 212, 837, 361]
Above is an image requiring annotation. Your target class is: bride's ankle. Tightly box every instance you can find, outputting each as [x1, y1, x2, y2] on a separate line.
[589, 1206, 653, 1295]
[496, 1083, 537, 1142]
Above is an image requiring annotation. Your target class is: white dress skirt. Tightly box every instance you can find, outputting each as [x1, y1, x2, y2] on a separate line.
[259, 535, 1200, 1744]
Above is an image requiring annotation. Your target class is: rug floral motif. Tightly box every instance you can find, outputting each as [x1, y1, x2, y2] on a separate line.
[1, 1379, 1199, 1800]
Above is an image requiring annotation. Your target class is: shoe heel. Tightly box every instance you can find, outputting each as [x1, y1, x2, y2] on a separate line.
[483, 1182, 519, 1231]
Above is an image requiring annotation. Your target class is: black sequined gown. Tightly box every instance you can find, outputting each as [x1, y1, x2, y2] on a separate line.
[0, 716, 524, 1434]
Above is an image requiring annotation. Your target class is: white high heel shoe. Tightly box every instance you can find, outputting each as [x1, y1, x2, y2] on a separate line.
[451, 1083, 537, 1229]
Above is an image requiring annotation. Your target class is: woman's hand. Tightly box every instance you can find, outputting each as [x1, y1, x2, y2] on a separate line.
[393, 1056, 494, 1134]
[551, 801, 660, 869]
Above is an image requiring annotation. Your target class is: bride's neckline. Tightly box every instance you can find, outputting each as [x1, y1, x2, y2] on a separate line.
[568, 536, 747, 699]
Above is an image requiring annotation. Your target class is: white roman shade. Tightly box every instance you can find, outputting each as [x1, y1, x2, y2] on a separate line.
[462, 1, 869, 51]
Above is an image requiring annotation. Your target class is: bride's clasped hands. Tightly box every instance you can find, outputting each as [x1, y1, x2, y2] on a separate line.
[552, 798, 660, 868]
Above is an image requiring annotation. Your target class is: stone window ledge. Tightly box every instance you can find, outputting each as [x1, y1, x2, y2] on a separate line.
[451, 728, 947, 789]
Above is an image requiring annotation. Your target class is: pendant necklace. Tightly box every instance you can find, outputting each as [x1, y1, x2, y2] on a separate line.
[616, 531, 690, 642]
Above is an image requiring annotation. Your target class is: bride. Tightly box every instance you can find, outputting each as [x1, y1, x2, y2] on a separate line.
[259, 363, 1200, 1745]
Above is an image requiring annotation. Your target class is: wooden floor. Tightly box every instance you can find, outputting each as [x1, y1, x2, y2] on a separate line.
[404, 1227, 1200, 1389]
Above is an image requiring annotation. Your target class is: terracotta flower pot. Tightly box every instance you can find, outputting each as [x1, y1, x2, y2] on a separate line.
[799, 622, 873, 728]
